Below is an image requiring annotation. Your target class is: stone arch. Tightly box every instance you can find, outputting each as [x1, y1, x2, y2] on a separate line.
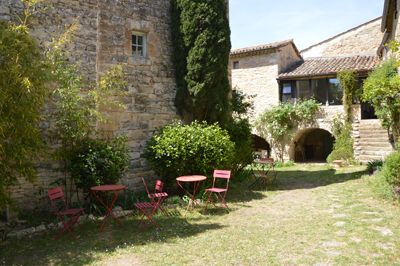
[289, 128, 335, 162]
[251, 134, 271, 158]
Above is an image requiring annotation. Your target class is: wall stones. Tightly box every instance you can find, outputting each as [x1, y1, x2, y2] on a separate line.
[301, 18, 383, 58]
[3, 0, 177, 209]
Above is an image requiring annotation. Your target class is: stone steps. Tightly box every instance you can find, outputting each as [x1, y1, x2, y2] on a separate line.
[355, 120, 393, 163]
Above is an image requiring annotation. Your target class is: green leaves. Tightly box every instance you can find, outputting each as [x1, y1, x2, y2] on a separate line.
[0, 20, 50, 208]
[362, 57, 400, 143]
[338, 70, 357, 122]
[171, 0, 231, 124]
[144, 121, 234, 183]
[70, 136, 129, 191]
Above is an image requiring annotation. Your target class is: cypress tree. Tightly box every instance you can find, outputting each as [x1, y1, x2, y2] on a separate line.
[171, 0, 231, 125]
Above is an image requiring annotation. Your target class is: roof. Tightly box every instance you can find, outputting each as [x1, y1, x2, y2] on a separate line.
[301, 17, 382, 54]
[230, 39, 300, 58]
[278, 55, 380, 79]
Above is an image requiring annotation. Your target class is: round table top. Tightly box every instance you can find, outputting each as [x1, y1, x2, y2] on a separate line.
[90, 184, 127, 192]
[176, 175, 207, 182]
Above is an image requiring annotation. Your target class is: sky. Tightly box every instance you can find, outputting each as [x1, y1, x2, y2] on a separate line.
[229, 0, 384, 50]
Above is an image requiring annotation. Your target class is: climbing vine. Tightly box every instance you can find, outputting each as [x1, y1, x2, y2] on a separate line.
[338, 70, 357, 123]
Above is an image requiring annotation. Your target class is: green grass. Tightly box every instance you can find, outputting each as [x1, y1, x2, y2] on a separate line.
[1, 164, 400, 265]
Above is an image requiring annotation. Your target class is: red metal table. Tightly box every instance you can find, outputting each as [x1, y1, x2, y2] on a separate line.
[176, 175, 207, 210]
[90, 184, 127, 230]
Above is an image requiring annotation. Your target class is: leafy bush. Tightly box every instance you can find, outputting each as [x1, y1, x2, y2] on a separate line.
[274, 160, 295, 168]
[366, 160, 383, 175]
[70, 136, 129, 192]
[327, 115, 354, 164]
[144, 121, 235, 183]
[381, 151, 400, 187]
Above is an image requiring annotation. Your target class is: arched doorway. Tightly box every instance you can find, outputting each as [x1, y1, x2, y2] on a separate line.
[290, 128, 334, 162]
[251, 134, 271, 158]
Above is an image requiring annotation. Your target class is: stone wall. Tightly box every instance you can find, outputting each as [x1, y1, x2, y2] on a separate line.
[1, 0, 177, 209]
[230, 43, 302, 121]
[301, 18, 383, 58]
[231, 52, 280, 121]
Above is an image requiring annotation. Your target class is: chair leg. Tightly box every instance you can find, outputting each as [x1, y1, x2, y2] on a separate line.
[137, 207, 159, 228]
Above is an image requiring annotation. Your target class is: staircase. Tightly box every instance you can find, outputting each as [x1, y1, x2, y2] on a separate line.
[353, 119, 394, 163]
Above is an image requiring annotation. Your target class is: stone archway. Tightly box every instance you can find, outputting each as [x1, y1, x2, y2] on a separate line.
[251, 134, 271, 158]
[289, 128, 334, 162]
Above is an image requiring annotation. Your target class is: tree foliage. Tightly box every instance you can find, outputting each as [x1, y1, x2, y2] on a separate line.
[171, 0, 231, 124]
[255, 99, 320, 161]
[0, 19, 50, 208]
[362, 58, 400, 145]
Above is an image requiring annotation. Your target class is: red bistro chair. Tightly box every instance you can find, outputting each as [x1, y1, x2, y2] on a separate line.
[134, 178, 168, 228]
[204, 170, 231, 210]
[142, 177, 168, 215]
[47, 187, 85, 238]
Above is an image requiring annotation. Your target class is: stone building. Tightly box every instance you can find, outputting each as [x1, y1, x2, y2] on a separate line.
[231, 17, 393, 163]
[230, 40, 301, 120]
[1, 0, 177, 208]
[380, 0, 400, 58]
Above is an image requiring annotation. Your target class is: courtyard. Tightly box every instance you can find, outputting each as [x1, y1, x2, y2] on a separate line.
[2, 165, 399, 265]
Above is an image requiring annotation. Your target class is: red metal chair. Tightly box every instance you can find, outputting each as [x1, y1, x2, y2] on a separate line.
[48, 187, 85, 238]
[134, 178, 168, 228]
[204, 170, 231, 210]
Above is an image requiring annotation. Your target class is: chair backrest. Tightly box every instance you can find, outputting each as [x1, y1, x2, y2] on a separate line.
[155, 180, 164, 193]
[142, 177, 151, 196]
[212, 170, 231, 189]
[48, 187, 66, 213]
[142, 178, 165, 195]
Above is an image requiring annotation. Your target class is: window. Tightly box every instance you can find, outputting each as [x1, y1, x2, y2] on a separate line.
[297, 80, 311, 99]
[132, 32, 146, 57]
[328, 78, 342, 105]
[281, 82, 293, 102]
[233, 61, 240, 69]
[312, 79, 329, 105]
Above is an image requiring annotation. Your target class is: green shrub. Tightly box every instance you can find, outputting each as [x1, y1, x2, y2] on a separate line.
[70, 136, 129, 192]
[274, 160, 295, 168]
[381, 151, 400, 187]
[327, 116, 354, 164]
[144, 121, 235, 184]
[366, 160, 383, 175]
[225, 118, 254, 173]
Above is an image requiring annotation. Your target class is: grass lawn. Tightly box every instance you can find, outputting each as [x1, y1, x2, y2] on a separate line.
[1, 164, 400, 265]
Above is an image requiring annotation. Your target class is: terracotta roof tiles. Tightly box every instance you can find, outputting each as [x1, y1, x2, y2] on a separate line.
[278, 55, 380, 79]
[230, 39, 297, 57]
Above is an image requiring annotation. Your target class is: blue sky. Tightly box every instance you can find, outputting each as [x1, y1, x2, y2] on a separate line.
[229, 0, 384, 50]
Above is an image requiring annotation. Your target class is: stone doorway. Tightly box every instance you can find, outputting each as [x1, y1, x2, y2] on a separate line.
[251, 134, 271, 158]
[290, 128, 334, 162]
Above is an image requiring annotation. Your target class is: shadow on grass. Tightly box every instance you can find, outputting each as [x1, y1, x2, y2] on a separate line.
[270, 168, 367, 191]
[1, 215, 225, 266]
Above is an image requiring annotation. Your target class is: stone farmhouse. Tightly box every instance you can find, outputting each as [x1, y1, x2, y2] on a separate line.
[1, 0, 178, 208]
[231, 17, 395, 163]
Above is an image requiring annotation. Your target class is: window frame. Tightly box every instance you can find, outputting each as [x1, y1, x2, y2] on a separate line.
[131, 31, 147, 58]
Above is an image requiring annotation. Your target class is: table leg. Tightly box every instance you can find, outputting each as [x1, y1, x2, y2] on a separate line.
[92, 190, 122, 230]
